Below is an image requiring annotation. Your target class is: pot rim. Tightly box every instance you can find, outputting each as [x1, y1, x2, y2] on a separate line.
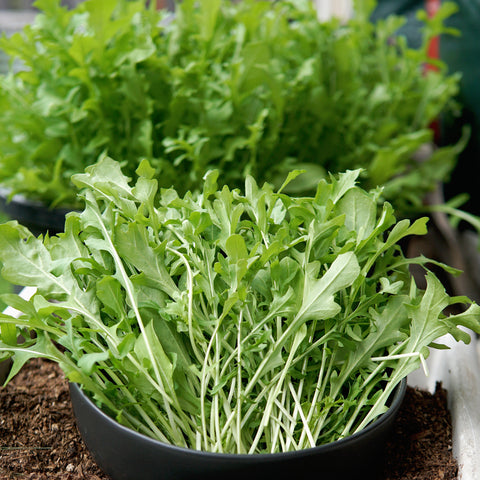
[69, 377, 407, 461]
[0, 186, 73, 214]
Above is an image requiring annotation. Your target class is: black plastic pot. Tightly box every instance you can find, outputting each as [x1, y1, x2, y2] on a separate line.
[69, 379, 407, 480]
[0, 188, 71, 236]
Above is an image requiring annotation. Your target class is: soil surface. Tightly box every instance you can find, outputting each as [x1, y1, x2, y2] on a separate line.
[0, 358, 457, 480]
[383, 382, 458, 480]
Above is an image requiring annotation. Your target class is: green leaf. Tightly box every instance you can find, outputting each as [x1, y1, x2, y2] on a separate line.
[276, 169, 307, 194]
[96, 276, 126, 320]
[153, 318, 193, 373]
[0, 332, 58, 385]
[336, 187, 376, 241]
[72, 155, 133, 201]
[115, 223, 179, 299]
[134, 321, 175, 396]
[225, 234, 248, 262]
[78, 351, 110, 375]
[297, 252, 360, 323]
[0, 223, 66, 295]
[0, 322, 17, 346]
[198, 0, 222, 42]
[136, 159, 156, 180]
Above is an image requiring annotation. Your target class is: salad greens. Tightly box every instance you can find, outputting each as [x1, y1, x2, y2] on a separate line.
[0, 0, 464, 214]
[1, 158, 478, 453]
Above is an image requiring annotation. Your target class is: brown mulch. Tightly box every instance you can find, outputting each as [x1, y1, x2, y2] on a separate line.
[383, 383, 458, 480]
[0, 358, 107, 479]
[0, 358, 457, 480]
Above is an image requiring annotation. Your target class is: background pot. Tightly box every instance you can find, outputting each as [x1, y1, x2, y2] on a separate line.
[0, 188, 70, 236]
[69, 379, 407, 480]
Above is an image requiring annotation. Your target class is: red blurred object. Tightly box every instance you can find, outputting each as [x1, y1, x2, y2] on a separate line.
[156, 0, 168, 9]
[425, 0, 441, 142]
[425, 0, 441, 73]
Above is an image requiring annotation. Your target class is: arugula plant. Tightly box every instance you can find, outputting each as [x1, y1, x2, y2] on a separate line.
[1, 157, 479, 453]
[0, 0, 464, 215]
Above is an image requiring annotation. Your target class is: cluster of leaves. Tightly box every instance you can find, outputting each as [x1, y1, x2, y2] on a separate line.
[1, 158, 479, 453]
[0, 0, 464, 212]
[0, 0, 162, 207]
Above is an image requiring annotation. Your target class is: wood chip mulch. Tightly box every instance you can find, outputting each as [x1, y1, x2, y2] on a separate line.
[0, 358, 107, 479]
[383, 382, 458, 480]
[0, 358, 458, 480]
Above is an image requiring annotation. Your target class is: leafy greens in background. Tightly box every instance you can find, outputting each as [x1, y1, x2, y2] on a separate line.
[1, 158, 479, 453]
[0, 0, 464, 214]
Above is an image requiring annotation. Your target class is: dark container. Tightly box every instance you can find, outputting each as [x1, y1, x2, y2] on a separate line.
[0, 188, 70, 236]
[69, 379, 407, 480]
